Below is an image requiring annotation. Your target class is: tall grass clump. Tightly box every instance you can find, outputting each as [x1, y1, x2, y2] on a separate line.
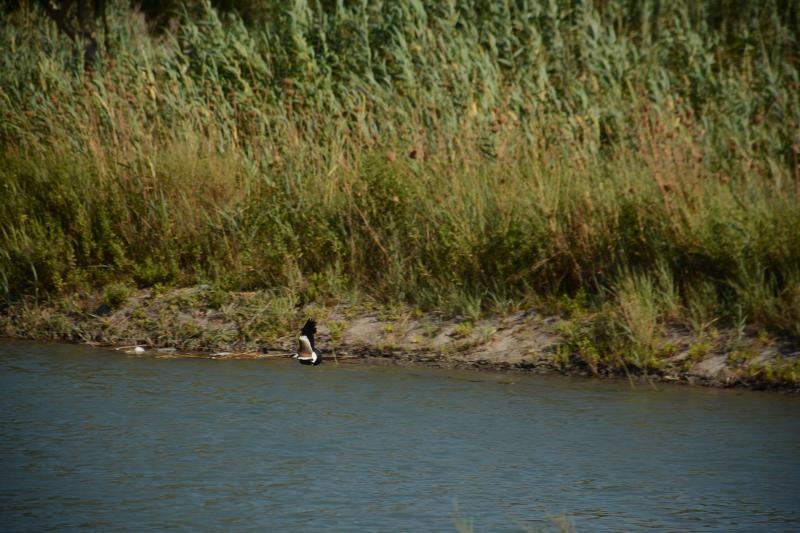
[0, 0, 799, 339]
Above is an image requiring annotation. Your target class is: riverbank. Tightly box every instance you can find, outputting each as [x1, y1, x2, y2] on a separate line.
[3, 2, 800, 350]
[2, 286, 798, 392]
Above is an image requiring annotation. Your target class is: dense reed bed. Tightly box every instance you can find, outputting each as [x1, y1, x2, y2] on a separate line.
[1, 1, 799, 364]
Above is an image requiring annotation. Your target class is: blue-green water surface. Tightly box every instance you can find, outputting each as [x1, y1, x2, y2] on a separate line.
[1, 340, 799, 531]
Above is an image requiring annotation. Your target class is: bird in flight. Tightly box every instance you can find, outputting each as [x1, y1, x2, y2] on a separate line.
[292, 319, 322, 365]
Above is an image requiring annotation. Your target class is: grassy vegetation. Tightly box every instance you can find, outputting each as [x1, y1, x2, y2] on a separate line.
[1, 0, 799, 370]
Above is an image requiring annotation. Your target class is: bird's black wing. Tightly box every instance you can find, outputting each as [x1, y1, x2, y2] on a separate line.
[300, 319, 317, 348]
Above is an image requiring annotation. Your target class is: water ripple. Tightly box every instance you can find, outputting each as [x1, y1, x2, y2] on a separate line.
[1, 340, 799, 531]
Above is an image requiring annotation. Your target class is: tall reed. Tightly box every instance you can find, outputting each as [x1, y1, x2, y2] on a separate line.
[1, 0, 798, 339]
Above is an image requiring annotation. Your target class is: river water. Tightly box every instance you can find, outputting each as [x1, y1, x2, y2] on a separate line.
[1, 340, 799, 531]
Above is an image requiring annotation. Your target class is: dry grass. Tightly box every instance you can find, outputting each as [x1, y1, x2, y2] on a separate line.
[1, 0, 799, 345]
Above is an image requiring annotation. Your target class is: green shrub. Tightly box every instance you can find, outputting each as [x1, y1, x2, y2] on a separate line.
[103, 283, 133, 310]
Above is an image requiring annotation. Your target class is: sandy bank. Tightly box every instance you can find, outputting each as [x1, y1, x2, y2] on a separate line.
[2, 286, 798, 392]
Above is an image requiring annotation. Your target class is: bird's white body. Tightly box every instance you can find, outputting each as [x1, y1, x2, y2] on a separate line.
[293, 335, 319, 364]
